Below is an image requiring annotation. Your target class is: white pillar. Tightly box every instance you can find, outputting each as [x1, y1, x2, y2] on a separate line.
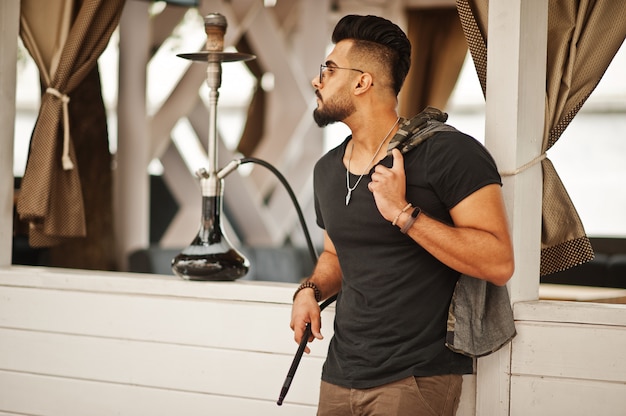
[0, 0, 20, 267]
[477, 0, 548, 415]
[115, 0, 151, 270]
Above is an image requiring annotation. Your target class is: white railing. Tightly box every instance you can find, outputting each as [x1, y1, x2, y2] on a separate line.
[3, 266, 626, 415]
[0, 266, 328, 415]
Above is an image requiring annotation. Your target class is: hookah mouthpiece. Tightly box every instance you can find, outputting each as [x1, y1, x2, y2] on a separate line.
[204, 13, 227, 52]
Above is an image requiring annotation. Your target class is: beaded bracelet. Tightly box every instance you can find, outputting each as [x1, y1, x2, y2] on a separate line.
[392, 203, 412, 226]
[400, 206, 422, 234]
[293, 280, 322, 302]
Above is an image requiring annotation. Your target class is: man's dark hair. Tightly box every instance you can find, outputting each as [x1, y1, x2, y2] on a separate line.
[332, 14, 411, 95]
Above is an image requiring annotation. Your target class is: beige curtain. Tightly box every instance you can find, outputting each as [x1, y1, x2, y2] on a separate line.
[456, 0, 626, 275]
[17, 0, 125, 248]
[399, 7, 468, 117]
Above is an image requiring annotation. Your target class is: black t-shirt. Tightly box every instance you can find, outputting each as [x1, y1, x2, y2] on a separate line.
[313, 129, 501, 389]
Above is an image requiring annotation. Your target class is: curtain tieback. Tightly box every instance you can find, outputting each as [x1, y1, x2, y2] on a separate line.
[46, 87, 74, 170]
[500, 152, 547, 177]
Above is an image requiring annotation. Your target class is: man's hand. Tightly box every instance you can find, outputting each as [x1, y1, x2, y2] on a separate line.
[368, 148, 408, 222]
[290, 288, 323, 354]
[289, 233, 342, 353]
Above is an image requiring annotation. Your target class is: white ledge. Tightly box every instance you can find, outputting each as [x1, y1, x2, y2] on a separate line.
[515, 299, 626, 327]
[0, 265, 299, 305]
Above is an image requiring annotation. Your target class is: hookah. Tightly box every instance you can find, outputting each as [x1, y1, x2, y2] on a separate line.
[171, 13, 255, 281]
[171, 12, 337, 405]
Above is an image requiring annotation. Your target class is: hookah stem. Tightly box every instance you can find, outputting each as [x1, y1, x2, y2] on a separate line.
[277, 294, 337, 406]
[207, 61, 221, 180]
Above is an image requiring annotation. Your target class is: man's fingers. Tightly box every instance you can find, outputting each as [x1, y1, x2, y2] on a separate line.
[391, 148, 404, 171]
[309, 314, 324, 340]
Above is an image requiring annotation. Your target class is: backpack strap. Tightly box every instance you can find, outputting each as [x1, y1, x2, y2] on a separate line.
[387, 106, 458, 156]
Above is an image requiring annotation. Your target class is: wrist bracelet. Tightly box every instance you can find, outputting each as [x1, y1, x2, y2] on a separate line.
[293, 280, 322, 302]
[400, 206, 421, 234]
[392, 203, 412, 226]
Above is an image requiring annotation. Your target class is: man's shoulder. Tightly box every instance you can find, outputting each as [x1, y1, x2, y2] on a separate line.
[401, 127, 485, 159]
[427, 128, 489, 155]
[315, 136, 350, 170]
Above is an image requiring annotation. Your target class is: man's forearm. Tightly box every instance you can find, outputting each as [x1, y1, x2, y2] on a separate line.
[304, 250, 343, 301]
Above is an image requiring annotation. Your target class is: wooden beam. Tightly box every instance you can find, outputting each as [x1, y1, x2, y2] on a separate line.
[116, 0, 151, 270]
[0, 0, 20, 267]
[263, 0, 327, 240]
[484, 0, 547, 303]
[477, 0, 548, 415]
[150, 5, 189, 55]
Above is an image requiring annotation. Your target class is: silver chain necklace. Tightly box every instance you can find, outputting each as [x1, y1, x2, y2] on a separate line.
[345, 117, 400, 206]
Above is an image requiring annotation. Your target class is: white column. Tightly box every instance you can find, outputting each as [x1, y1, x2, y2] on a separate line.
[477, 0, 548, 415]
[0, 0, 20, 267]
[115, 0, 151, 270]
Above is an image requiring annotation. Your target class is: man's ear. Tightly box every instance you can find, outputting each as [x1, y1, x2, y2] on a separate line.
[354, 74, 373, 94]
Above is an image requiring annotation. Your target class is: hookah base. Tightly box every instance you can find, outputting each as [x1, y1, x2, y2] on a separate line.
[171, 251, 249, 281]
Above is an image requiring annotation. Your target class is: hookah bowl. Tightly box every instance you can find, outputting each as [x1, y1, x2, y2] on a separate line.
[171, 169, 249, 281]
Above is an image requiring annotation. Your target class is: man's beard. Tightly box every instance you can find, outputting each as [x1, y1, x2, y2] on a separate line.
[313, 92, 355, 127]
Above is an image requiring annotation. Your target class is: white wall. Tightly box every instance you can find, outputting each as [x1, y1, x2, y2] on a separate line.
[2, 268, 626, 415]
[0, 267, 479, 415]
[0, 268, 323, 415]
[510, 301, 626, 415]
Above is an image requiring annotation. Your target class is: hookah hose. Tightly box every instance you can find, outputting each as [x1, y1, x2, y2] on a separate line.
[219, 157, 317, 263]
[220, 157, 337, 405]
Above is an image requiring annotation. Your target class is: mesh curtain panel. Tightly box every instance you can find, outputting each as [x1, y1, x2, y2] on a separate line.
[17, 0, 125, 248]
[399, 7, 468, 117]
[541, 2, 626, 274]
[456, 0, 626, 275]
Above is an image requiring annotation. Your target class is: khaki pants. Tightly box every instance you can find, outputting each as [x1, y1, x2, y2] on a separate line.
[317, 374, 462, 416]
